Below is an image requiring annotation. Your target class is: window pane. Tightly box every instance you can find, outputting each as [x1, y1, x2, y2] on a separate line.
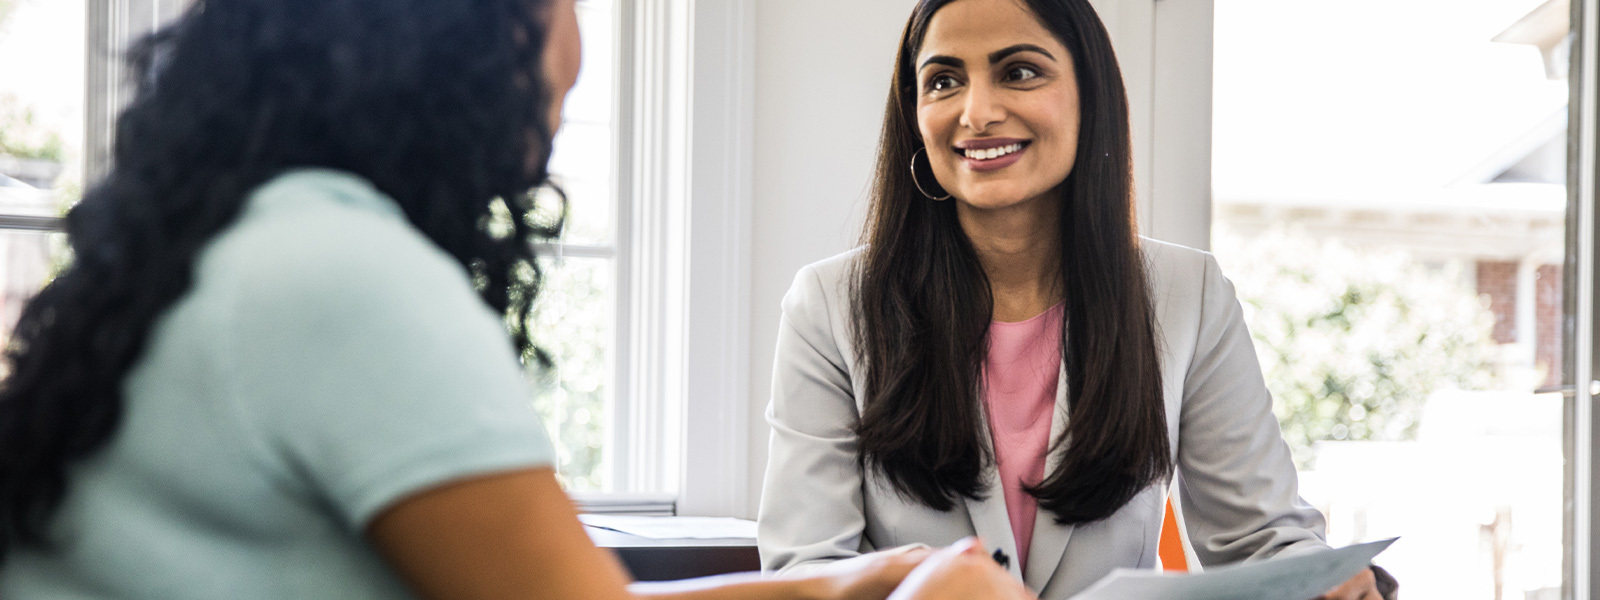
[0, 229, 64, 370]
[0, 0, 86, 209]
[548, 119, 613, 246]
[548, 0, 614, 247]
[1213, 1, 1566, 597]
[528, 255, 613, 492]
[538, 0, 618, 494]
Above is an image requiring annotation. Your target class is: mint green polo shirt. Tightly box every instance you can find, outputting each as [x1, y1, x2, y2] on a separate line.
[0, 169, 557, 598]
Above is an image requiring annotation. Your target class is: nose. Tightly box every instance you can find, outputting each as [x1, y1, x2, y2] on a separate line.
[958, 79, 1005, 133]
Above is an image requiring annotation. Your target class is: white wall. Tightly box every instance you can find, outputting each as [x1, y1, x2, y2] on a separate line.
[744, 0, 912, 517]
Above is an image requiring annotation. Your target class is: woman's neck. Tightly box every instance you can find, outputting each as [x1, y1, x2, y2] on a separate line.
[956, 195, 1062, 323]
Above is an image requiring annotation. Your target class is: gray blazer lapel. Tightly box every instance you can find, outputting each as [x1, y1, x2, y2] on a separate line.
[1023, 361, 1075, 592]
[962, 473, 1022, 580]
[964, 406, 1023, 581]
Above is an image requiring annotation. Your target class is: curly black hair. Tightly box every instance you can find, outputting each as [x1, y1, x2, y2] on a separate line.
[0, 0, 564, 561]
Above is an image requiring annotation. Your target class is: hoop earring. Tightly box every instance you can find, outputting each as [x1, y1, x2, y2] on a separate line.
[910, 147, 951, 201]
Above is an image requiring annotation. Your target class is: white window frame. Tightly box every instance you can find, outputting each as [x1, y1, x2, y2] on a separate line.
[86, 0, 185, 183]
[1571, 0, 1598, 597]
[603, 0, 755, 517]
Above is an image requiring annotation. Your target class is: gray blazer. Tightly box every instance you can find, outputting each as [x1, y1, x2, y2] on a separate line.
[757, 239, 1329, 599]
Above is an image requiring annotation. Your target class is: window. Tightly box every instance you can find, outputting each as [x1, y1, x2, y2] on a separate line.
[531, 0, 619, 493]
[1210, 0, 1570, 596]
[0, 0, 81, 359]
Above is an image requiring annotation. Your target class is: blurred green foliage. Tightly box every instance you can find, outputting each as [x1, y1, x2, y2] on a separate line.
[1215, 227, 1500, 469]
[0, 96, 65, 162]
[526, 255, 610, 491]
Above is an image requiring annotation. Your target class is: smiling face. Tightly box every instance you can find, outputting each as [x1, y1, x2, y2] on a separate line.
[914, 0, 1079, 212]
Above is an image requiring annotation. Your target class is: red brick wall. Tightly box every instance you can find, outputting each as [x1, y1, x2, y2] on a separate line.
[1477, 260, 1519, 345]
[1474, 261, 1565, 389]
[1536, 264, 1563, 389]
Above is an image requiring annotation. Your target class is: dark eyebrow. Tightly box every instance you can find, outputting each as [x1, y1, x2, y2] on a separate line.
[989, 44, 1055, 64]
[918, 55, 964, 71]
[919, 44, 1055, 72]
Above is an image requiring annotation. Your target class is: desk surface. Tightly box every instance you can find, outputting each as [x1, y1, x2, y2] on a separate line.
[586, 525, 757, 548]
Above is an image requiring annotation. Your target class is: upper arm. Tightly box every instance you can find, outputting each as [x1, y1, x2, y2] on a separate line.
[1175, 253, 1327, 565]
[758, 263, 869, 573]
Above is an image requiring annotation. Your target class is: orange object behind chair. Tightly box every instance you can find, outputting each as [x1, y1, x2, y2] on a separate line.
[1158, 497, 1189, 572]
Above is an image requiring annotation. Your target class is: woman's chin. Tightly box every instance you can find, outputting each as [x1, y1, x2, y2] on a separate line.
[953, 188, 1048, 213]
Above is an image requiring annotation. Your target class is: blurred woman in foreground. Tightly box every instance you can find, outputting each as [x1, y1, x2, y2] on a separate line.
[0, 0, 1026, 598]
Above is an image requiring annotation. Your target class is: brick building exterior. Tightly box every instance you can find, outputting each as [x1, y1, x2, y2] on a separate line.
[1476, 260, 1566, 389]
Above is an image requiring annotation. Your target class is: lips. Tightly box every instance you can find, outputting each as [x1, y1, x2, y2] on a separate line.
[958, 142, 1026, 161]
[953, 138, 1031, 172]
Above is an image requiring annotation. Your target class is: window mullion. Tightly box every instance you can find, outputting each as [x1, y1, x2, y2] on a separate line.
[617, 0, 687, 500]
[1571, 0, 1599, 595]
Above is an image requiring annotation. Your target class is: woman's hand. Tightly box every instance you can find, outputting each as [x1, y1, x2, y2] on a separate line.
[818, 545, 934, 600]
[1316, 567, 1381, 600]
[631, 545, 929, 600]
[886, 538, 1034, 600]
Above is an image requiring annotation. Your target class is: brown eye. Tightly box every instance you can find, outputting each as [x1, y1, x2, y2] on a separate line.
[1005, 65, 1040, 82]
[927, 74, 959, 93]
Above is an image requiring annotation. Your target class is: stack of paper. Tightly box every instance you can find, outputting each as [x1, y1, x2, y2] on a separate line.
[1069, 538, 1397, 600]
[579, 514, 759, 540]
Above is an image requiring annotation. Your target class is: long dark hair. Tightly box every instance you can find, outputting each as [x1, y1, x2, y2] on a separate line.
[0, 0, 562, 561]
[853, 0, 1170, 524]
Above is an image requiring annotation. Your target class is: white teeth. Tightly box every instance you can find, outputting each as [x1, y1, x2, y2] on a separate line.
[963, 143, 1024, 160]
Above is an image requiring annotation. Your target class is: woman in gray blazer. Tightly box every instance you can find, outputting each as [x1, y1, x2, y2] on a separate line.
[757, 1, 1386, 599]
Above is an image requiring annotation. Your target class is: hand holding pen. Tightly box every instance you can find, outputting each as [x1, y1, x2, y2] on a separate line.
[887, 538, 1036, 600]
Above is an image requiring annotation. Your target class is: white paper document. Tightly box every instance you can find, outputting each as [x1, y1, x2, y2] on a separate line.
[579, 514, 759, 540]
[1068, 538, 1397, 600]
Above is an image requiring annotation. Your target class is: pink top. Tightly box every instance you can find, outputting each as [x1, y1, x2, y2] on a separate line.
[981, 303, 1063, 573]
